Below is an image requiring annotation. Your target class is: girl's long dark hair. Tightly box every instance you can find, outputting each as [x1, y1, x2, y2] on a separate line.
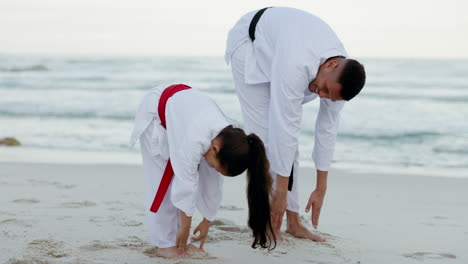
[216, 125, 276, 250]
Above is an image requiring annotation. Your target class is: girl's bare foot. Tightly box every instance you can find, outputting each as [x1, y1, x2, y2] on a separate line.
[156, 246, 192, 258]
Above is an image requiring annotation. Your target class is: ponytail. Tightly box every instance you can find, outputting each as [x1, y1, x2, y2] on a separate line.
[246, 134, 276, 250]
[216, 126, 276, 250]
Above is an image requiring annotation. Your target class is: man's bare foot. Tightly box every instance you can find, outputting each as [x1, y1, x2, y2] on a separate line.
[286, 210, 325, 242]
[285, 224, 325, 242]
[156, 246, 192, 258]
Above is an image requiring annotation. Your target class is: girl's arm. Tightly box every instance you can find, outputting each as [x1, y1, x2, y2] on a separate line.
[176, 210, 192, 254]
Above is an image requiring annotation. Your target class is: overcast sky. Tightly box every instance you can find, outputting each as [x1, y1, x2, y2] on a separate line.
[1, 0, 467, 58]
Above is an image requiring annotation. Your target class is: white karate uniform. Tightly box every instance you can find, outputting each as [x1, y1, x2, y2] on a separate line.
[130, 84, 229, 248]
[225, 7, 347, 212]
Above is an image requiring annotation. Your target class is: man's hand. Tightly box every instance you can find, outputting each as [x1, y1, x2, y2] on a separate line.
[305, 188, 326, 229]
[176, 211, 192, 255]
[271, 174, 289, 231]
[305, 169, 328, 229]
[192, 218, 210, 251]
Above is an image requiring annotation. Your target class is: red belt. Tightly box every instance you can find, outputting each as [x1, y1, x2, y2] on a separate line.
[149, 84, 192, 213]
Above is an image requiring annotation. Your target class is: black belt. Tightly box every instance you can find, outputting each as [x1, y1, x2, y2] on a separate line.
[288, 165, 294, 191]
[248, 7, 272, 41]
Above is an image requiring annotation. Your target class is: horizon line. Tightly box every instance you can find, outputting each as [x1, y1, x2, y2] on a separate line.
[1, 52, 468, 61]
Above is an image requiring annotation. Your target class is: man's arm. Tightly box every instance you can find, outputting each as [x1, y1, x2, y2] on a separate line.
[308, 97, 344, 228]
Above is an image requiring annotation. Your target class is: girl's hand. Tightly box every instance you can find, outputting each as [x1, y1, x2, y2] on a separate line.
[192, 218, 211, 250]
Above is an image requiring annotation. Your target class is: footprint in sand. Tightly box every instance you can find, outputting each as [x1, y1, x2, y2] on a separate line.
[421, 222, 435, 226]
[421, 216, 461, 227]
[403, 252, 456, 260]
[12, 199, 40, 204]
[5, 258, 51, 264]
[1, 219, 32, 228]
[2, 230, 17, 239]
[122, 220, 143, 227]
[320, 232, 337, 239]
[144, 247, 215, 260]
[28, 239, 69, 258]
[216, 225, 249, 233]
[210, 218, 235, 226]
[204, 232, 235, 242]
[117, 236, 151, 250]
[143, 247, 158, 258]
[0, 211, 15, 216]
[56, 216, 72, 220]
[104, 201, 123, 205]
[54, 183, 76, 189]
[104, 202, 124, 212]
[89, 216, 115, 223]
[61, 201, 96, 208]
[28, 179, 76, 189]
[80, 240, 118, 251]
[318, 242, 336, 249]
[108, 207, 124, 212]
[205, 226, 252, 243]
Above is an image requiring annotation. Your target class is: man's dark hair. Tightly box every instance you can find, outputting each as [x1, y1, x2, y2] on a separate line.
[339, 59, 366, 101]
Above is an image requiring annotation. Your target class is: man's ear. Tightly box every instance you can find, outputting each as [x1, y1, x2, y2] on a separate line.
[212, 142, 221, 154]
[325, 59, 339, 69]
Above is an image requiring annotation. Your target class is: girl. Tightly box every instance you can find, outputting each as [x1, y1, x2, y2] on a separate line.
[130, 84, 276, 258]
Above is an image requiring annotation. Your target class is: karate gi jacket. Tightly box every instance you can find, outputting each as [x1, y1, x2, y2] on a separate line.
[225, 7, 347, 175]
[131, 85, 230, 220]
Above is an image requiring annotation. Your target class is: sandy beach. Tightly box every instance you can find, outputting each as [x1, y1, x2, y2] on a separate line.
[1, 161, 467, 264]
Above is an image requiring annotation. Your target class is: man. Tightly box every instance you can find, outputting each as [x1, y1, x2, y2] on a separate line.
[225, 7, 366, 241]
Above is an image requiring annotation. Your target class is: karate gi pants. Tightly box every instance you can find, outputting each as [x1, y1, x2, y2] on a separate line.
[140, 119, 181, 248]
[230, 41, 301, 212]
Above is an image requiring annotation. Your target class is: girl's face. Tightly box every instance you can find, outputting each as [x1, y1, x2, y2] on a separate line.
[204, 138, 229, 176]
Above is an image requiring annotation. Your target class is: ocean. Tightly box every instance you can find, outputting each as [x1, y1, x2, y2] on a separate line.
[1, 54, 467, 177]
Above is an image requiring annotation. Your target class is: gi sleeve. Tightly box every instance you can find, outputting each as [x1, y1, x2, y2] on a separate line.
[312, 98, 345, 171]
[165, 104, 203, 217]
[168, 139, 201, 217]
[196, 159, 224, 221]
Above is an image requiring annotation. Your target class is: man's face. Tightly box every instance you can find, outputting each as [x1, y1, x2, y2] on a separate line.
[309, 59, 346, 102]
